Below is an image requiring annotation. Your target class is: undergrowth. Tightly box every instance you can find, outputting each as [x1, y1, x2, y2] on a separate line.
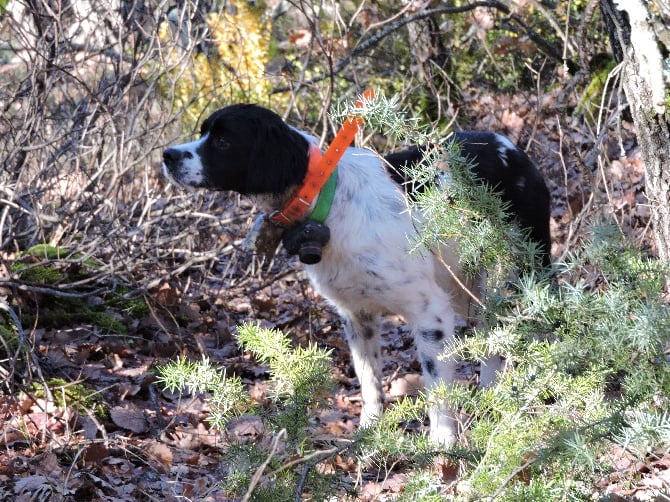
[155, 93, 670, 502]
[156, 223, 669, 500]
[1, 1, 662, 499]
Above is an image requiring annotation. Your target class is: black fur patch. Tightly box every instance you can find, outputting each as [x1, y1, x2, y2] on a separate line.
[422, 357, 438, 378]
[384, 132, 552, 268]
[421, 329, 445, 343]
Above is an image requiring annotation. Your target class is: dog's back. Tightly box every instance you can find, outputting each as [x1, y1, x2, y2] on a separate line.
[384, 131, 551, 268]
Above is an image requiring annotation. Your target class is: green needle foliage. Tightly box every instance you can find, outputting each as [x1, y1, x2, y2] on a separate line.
[156, 322, 336, 500]
[156, 356, 250, 426]
[332, 92, 430, 145]
[156, 95, 669, 500]
[236, 322, 334, 447]
[429, 223, 669, 500]
[344, 93, 670, 499]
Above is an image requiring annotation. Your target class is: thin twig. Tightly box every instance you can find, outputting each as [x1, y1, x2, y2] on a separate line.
[242, 429, 287, 502]
[273, 1, 573, 93]
[434, 252, 485, 309]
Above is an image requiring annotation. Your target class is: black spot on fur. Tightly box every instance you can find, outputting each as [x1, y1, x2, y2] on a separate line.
[346, 321, 358, 340]
[421, 329, 444, 342]
[422, 357, 438, 378]
[384, 132, 552, 269]
[366, 269, 381, 279]
[359, 311, 374, 323]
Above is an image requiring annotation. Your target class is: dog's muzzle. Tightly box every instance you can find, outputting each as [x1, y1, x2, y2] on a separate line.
[162, 148, 194, 188]
[162, 147, 188, 173]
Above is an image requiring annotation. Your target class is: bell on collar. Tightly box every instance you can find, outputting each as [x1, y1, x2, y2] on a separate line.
[282, 220, 330, 265]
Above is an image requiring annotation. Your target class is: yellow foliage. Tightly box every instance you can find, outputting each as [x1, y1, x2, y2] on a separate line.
[208, 3, 271, 102]
[158, 1, 271, 130]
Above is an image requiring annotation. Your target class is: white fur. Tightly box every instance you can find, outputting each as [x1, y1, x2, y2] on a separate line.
[162, 135, 208, 188]
[163, 125, 516, 448]
[299, 138, 472, 446]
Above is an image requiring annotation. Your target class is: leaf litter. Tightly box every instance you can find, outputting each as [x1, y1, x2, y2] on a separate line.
[1, 89, 665, 501]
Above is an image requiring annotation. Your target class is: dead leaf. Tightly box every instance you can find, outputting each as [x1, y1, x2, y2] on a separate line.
[501, 109, 524, 143]
[14, 475, 52, 495]
[381, 472, 407, 493]
[146, 440, 173, 466]
[389, 373, 424, 397]
[288, 28, 312, 47]
[154, 283, 180, 306]
[117, 383, 141, 401]
[225, 415, 263, 443]
[110, 404, 148, 433]
[82, 443, 110, 466]
[333, 454, 357, 473]
[251, 294, 276, 312]
[182, 477, 209, 499]
[76, 415, 102, 440]
[437, 457, 460, 484]
[105, 353, 124, 370]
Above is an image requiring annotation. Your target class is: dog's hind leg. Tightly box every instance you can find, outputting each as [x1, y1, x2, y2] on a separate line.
[342, 309, 384, 427]
[403, 290, 460, 447]
[479, 355, 506, 387]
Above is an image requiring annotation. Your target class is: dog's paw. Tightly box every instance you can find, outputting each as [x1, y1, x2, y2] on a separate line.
[429, 427, 458, 448]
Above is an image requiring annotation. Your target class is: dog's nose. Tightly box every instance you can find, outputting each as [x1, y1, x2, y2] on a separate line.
[163, 148, 191, 167]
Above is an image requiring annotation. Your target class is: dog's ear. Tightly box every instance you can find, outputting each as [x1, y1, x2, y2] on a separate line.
[246, 122, 310, 195]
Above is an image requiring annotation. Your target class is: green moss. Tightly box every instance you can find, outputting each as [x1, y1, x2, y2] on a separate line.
[576, 57, 617, 115]
[87, 311, 127, 334]
[0, 314, 20, 359]
[11, 244, 102, 284]
[23, 301, 128, 334]
[23, 244, 70, 260]
[9, 244, 145, 333]
[106, 289, 150, 317]
[29, 378, 108, 418]
[15, 263, 63, 283]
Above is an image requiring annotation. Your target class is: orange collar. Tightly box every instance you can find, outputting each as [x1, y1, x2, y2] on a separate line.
[269, 90, 374, 227]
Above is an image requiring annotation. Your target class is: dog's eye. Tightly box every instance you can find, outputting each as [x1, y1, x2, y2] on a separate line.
[213, 136, 230, 150]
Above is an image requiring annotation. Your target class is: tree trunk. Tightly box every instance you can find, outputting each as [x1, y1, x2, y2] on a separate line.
[405, 4, 448, 82]
[601, 0, 670, 264]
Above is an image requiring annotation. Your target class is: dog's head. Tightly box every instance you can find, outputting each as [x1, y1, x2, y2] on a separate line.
[162, 104, 311, 195]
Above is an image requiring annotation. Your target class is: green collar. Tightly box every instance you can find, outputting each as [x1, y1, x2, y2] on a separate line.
[309, 168, 337, 223]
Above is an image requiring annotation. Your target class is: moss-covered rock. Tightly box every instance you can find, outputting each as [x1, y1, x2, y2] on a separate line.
[10, 244, 149, 333]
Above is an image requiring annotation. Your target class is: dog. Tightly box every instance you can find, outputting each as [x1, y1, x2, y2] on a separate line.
[162, 103, 551, 446]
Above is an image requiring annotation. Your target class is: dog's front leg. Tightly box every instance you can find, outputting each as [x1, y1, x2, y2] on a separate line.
[342, 310, 384, 427]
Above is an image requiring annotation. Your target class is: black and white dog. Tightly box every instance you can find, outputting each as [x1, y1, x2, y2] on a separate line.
[162, 103, 551, 446]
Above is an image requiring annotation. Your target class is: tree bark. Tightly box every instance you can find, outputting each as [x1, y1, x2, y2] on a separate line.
[601, 0, 670, 264]
[404, 1, 448, 83]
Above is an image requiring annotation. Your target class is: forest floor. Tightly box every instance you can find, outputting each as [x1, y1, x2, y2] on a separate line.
[1, 89, 668, 501]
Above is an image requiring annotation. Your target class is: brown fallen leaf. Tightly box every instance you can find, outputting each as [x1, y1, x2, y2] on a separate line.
[388, 373, 424, 397]
[110, 404, 148, 433]
[82, 443, 110, 467]
[14, 475, 54, 496]
[146, 440, 173, 466]
[381, 472, 407, 493]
